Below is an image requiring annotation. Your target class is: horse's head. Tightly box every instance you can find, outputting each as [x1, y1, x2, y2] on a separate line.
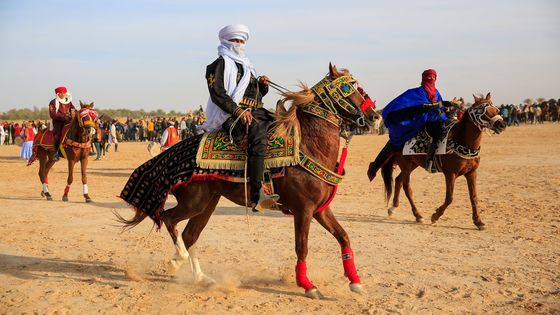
[78, 100, 99, 134]
[468, 93, 506, 134]
[311, 63, 377, 128]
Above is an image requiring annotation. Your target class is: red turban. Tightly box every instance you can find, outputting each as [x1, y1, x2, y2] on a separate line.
[421, 69, 437, 103]
[54, 86, 67, 94]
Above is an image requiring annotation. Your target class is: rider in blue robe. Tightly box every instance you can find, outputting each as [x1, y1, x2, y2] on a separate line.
[369, 69, 451, 176]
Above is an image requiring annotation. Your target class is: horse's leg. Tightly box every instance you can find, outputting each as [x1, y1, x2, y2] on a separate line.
[80, 153, 91, 202]
[63, 158, 75, 201]
[401, 166, 423, 222]
[313, 207, 362, 294]
[294, 209, 322, 299]
[430, 172, 457, 224]
[42, 150, 55, 200]
[465, 171, 485, 230]
[161, 185, 219, 279]
[388, 172, 403, 217]
[182, 194, 220, 285]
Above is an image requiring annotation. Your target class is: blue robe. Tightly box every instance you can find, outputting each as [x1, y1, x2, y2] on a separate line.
[382, 87, 446, 147]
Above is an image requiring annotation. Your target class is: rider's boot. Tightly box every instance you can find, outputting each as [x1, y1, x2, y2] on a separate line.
[367, 141, 399, 181]
[248, 155, 279, 212]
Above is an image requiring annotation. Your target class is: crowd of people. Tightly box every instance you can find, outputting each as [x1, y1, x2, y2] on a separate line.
[0, 111, 207, 162]
[2, 99, 559, 153]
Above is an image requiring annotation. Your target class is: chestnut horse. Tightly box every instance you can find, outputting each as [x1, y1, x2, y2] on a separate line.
[367, 93, 506, 229]
[117, 64, 377, 298]
[29, 101, 98, 202]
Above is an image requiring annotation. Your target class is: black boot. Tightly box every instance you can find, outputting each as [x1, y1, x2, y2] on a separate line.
[367, 141, 399, 181]
[248, 155, 279, 212]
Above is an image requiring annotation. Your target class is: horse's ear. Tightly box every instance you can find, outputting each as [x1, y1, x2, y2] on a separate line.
[472, 94, 479, 102]
[79, 100, 85, 107]
[486, 92, 491, 100]
[329, 62, 335, 77]
[90, 102, 95, 108]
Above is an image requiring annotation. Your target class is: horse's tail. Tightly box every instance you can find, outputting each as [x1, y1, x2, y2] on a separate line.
[380, 155, 395, 205]
[113, 208, 148, 231]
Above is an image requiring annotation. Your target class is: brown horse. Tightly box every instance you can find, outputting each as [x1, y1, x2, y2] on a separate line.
[117, 64, 377, 298]
[367, 93, 506, 230]
[29, 101, 98, 202]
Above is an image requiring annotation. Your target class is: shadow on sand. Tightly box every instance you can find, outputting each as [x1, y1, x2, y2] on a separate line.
[0, 254, 172, 287]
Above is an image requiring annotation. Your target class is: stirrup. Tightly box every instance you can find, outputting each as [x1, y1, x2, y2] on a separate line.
[252, 188, 280, 213]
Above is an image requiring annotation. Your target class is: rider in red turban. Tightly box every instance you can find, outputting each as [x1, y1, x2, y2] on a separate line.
[49, 86, 76, 161]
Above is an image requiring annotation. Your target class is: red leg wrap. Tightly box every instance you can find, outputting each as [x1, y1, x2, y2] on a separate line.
[45, 177, 48, 184]
[342, 247, 360, 284]
[64, 185, 70, 194]
[295, 261, 314, 290]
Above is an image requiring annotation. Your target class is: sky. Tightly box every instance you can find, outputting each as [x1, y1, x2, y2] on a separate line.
[0, 0, 559, 113]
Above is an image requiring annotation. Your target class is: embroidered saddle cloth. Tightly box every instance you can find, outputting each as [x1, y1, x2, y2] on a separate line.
[196, 127, 300, 171]
[402, 120, 457, 156]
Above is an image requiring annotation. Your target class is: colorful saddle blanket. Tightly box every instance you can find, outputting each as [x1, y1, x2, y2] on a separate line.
[402, 120, 457, 156]
[196, 128, 300, 171]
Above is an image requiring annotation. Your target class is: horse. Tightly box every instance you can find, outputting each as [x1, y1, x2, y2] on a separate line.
[367, 93, 506, 230]
[28, 101, 98, 202]
[116, 63, 377, 299]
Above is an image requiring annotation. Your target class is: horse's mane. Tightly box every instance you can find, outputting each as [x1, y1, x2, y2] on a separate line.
[272, 82, 315, 138]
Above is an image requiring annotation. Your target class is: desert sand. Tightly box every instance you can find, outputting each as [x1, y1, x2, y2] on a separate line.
[0, 123, 559, 314]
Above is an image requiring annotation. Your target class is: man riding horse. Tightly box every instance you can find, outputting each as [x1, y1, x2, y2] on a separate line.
[201, 24, 279, 212]
[49, 86, 76, 161]
[373, 69, 453, 173]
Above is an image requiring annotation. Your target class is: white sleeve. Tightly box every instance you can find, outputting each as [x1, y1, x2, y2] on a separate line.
[160, 129, 168, 146]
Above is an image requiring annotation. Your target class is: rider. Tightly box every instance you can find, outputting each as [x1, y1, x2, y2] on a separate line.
[201, 24, 279, 212]
[377, 69, 452, 173]
[49, 86, 76, 161]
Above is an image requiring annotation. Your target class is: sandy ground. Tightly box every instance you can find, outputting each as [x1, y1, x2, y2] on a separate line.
[0, 123, 559, 314]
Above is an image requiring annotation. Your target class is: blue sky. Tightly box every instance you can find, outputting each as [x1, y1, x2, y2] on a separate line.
[0, 0, 558, 112]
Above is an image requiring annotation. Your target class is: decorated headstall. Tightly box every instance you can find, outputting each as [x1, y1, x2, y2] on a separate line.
[468, 102, 503, 131]
[312, 75, 361, 116]
[78, 101, 98, 128]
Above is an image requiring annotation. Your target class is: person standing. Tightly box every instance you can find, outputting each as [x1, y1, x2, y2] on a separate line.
[160, 119, 179, 152]
[19, 121, 35, 160]
[201, 24, 278, 211]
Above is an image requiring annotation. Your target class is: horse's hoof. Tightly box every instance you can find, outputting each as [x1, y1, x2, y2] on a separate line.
[387, 206, 395, 217]
[416, 217, 424, 223]
[46, 196, 53, 201]
[349, 283, 363, 294]
[168, 259, 183, 273]
[40, 191, 45, 197]
[477, 224, 486, 231]
[305, 288, 323, 299]
[62, 195, 68, 202]
[195, 274, 217, 287]
[85, 198, 92, 203]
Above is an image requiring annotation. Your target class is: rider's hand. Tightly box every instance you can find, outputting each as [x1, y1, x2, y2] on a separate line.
[240, 111, 253, 126]
[258, 75, 270, 87]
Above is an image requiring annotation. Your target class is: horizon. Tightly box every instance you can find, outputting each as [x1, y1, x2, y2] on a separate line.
[1, 0, 558, 112]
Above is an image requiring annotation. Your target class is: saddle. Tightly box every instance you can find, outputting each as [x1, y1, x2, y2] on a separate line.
[32, 124, 73, 157]
[402, 120, 457, 156]
[196, 126, 299, 171]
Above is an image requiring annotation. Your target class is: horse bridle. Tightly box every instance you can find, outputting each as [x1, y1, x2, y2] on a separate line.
[468, 102, 503, 131]
[311, 75, 368, 129]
